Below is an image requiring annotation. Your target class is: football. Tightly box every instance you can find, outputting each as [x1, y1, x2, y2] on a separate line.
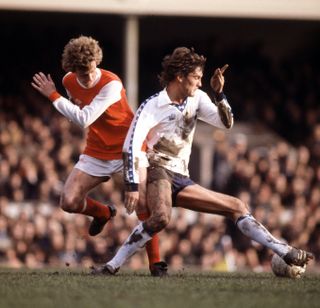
[271, 254, 306, 279]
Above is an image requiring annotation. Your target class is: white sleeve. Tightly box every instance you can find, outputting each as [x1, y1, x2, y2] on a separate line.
[123, 102, 156, 187]
[52, 80, 122, 128]
[197, 91, 231, 129]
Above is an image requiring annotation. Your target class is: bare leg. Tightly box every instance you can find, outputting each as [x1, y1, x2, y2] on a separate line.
[60, 168, 116, 236]
[176, 184, 290, 257]
[110, 171, 124, 192]
[135, 168, 162, 274]
[60, 167, 108, 212]
[107, 179, 171, 271]
[176, 184, 249, 221]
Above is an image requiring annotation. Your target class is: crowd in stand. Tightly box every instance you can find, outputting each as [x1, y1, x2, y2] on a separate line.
[0, 43, 319, 273]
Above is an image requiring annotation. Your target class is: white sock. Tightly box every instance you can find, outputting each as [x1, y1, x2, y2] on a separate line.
[107, 222, 152, 270]
[237, 214, 290, 257]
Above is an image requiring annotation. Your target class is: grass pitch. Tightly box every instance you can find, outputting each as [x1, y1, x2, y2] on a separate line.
[0, 268, 319, 308]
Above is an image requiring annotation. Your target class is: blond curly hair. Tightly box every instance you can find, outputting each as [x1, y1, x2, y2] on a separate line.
[61, 35, 103, 72]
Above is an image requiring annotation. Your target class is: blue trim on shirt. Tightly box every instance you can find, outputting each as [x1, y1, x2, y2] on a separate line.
[126, 92, 160, 185]
[171, 98, 188, 112]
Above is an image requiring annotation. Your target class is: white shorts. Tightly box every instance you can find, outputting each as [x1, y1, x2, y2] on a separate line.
[74, 154, 123, 177]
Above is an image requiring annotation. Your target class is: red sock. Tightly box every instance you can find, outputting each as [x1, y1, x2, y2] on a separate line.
[137, 212, 161, 267]
[81, 197, 111, 219]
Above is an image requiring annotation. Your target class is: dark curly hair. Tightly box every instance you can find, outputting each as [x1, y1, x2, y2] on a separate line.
[159, 47, 206, 87]
[61, 36, 103, 72]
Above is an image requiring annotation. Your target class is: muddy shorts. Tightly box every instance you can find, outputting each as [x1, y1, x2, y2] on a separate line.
[147, 165, 195, 206]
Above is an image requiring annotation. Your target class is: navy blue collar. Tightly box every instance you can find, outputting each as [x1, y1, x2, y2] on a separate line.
[171, 98, 188, 112]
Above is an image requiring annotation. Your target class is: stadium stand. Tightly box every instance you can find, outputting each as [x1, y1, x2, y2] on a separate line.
[0, 13, 319, 271]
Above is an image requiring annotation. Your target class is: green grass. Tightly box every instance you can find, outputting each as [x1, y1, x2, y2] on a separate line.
[0, 268, 319, 308]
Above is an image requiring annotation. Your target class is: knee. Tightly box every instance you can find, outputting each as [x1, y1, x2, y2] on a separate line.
[60, 192, 82, 213]
[157, 212, 171, 229]
[150, 211, 171, 233]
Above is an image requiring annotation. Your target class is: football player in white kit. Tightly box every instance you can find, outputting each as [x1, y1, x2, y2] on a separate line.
[92, 47, 313, 275]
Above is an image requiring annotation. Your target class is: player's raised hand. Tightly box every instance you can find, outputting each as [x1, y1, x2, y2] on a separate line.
[210, 64, 229, 93]
[31, 72, 57, 98]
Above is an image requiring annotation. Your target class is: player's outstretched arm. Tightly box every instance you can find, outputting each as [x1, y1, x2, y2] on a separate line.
[31, 72, 57, 98]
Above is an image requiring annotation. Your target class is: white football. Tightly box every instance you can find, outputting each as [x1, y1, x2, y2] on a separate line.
[271, 254, 306, 279]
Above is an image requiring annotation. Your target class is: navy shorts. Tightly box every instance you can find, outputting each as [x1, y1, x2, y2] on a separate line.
[147, 165, 195, 206]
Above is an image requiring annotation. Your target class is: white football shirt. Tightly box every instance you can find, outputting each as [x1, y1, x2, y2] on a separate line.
[123, 88, 232, 187]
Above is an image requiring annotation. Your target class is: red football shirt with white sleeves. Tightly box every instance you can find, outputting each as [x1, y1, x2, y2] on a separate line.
[51, 69, 134, 160]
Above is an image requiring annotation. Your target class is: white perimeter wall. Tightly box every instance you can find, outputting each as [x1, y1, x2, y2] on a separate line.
[0, 0, 319, 21]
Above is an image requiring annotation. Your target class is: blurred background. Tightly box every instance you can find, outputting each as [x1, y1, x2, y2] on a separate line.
[0, 0, 319, 272]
